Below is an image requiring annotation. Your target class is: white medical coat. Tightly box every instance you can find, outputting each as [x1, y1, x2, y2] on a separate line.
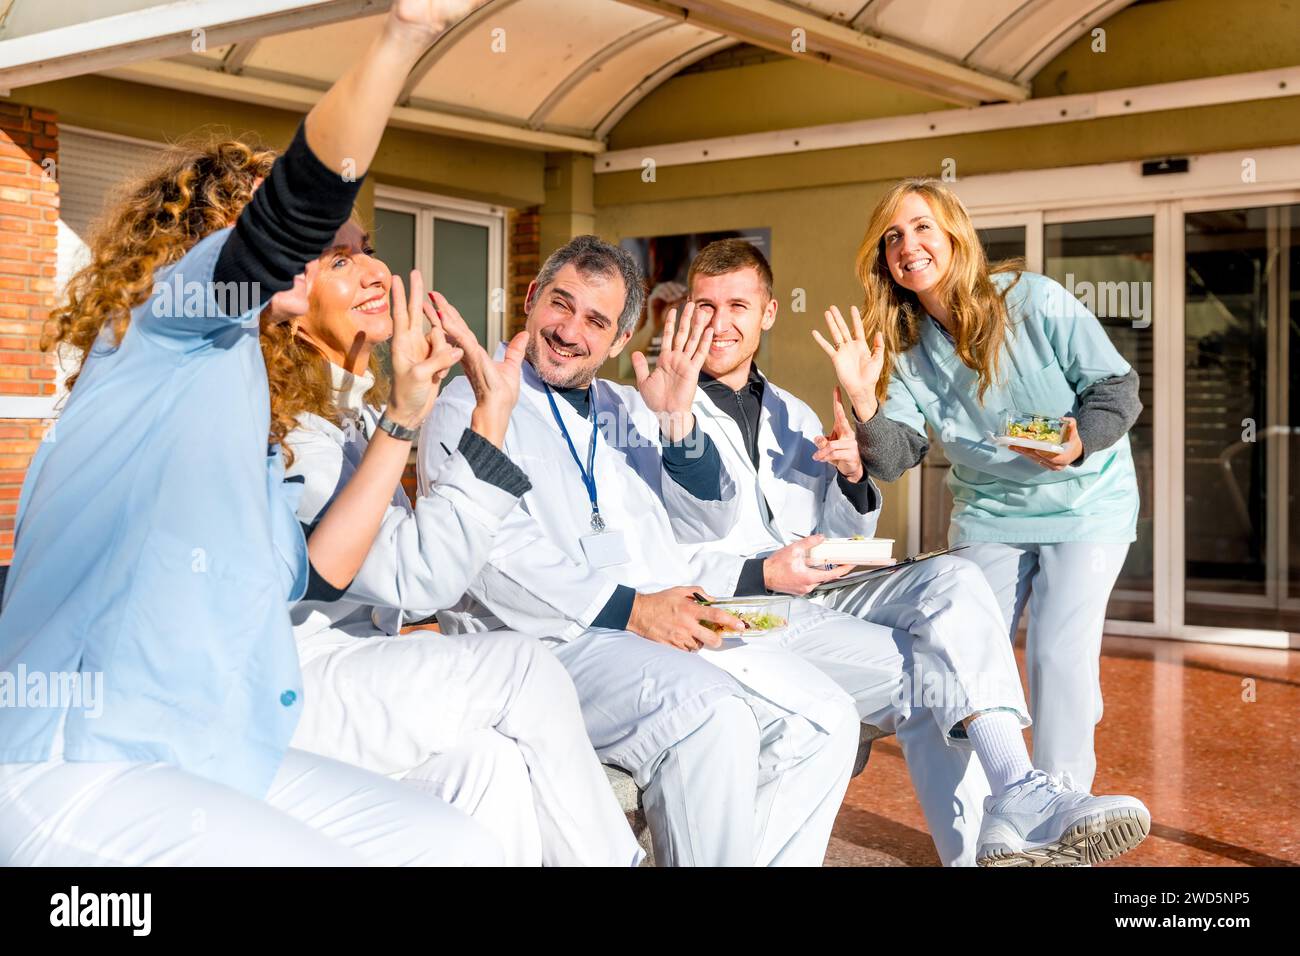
[420, 363, 856, 735]
[691, 372, 882, 559]
[286, 401, 525, 641]
[420, 363, 746, 640]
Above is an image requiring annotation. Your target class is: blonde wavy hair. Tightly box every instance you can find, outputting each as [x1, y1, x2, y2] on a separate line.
[854, 177, 1022, 403]
[43, 134, 277, 391]
[260, 215, 390, 467]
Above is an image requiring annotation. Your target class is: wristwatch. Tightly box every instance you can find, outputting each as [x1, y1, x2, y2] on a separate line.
[376, 408, 419, 441]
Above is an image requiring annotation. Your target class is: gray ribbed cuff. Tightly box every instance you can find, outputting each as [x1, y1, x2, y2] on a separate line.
[854, 411, 929, 482]
[1072, 368, 1142, 466]
[458, 428, 531, 497]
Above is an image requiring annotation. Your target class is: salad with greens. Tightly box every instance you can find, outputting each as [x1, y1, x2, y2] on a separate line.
[703, 611, 788, 633]
[693, 593, 790, 634]
[1004, 414, 1064, 445]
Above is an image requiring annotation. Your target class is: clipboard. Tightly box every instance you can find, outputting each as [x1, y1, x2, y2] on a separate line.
[809, 545, 970, 595]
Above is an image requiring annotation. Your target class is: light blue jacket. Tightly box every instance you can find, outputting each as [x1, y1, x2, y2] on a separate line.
[884, 271, 1139, 544]
[0, 229, 308, 799]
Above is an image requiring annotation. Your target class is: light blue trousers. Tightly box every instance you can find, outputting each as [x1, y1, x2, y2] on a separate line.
[818, 553, 1030, 866]
[957, 540, 1130, 793]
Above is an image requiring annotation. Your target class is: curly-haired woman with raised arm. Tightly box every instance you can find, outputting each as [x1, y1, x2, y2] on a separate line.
[0, 0, 508, 866]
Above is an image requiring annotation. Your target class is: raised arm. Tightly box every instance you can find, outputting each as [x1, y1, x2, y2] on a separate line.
[632, 305, 741, 540]
[811, 386, 883, 533]
[247, 2, 491, 591]
[815, 305, 930, 481]
[418, 386, 626, 641]
[217, 2, 485, 300]
[288, 418, 530, 616]
[305, 293, 532, 613]
[305, 272, 465, 587]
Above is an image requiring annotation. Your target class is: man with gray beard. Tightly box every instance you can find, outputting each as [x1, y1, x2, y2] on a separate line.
[421, 235, 862, 866]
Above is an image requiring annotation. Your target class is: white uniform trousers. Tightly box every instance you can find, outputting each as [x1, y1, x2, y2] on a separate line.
[291, 628, 642, 867]
[956, 540, 1130, 792]
[549, 621, 861, 867]
[804, 555, 1031, 866]
[0, 748, 501, 866]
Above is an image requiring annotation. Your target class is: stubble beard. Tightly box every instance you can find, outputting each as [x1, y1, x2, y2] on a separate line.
[526, 335, 600, 390]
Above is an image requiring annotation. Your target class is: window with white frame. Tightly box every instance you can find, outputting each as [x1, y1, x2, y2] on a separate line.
[372, 186, 506, 361]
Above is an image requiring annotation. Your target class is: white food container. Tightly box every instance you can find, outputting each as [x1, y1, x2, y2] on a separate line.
[991, 411, 1067, 454]
[702, 596, 792, 637]
[807, 537, 895, 565]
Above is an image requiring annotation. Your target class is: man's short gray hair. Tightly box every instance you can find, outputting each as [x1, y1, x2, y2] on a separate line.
[533, 235, 646, 337]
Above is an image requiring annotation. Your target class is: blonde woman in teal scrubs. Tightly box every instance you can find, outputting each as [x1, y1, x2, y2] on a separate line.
[820, 178, 1141, 798]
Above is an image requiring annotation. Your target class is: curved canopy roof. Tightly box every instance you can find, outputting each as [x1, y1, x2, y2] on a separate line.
[0, 0, 1136, 151]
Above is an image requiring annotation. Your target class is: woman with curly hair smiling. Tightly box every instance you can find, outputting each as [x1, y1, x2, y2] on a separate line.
[0, 0, 510, 866]
[258, 221, 640, 866]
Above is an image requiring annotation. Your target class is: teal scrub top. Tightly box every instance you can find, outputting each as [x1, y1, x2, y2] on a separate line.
[884, 271, 1139, 545]
[0, 228, 308, 799]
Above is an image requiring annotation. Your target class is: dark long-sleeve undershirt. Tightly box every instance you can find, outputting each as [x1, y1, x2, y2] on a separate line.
[214, 122, 364, 299]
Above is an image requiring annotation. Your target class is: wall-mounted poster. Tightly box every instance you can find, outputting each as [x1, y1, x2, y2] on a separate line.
[616, 227, 772, 381]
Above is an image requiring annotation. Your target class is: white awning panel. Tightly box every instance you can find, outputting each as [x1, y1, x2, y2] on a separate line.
[0, 0, 1142, 151]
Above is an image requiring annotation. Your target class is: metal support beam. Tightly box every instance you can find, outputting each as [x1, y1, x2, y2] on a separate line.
[612, 0, 1028, 106]
[221, 38, 260, 75]
[595, 35, 735, 139]
[595, 65, 1300, 173]
[105, 58, 605, 153]
[527, 18, 676, 130]
[396, 0, 523, 107]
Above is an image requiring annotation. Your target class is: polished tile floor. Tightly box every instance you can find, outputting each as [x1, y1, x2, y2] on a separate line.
[825, 635, 1300, 866]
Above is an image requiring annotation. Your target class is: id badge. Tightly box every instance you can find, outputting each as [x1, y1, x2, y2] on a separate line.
[580, 530, 629, 569]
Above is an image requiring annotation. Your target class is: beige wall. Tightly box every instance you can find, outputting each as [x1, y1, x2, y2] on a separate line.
[6, 75, 547, 211]
[1030, 0, 1300, 96]
[609, 56, 948, 150]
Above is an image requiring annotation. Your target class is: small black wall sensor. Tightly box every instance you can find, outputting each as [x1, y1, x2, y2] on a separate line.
[1141, 157, 1190, 176]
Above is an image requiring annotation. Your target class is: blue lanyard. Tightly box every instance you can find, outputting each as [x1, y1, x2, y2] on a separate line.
[544, 384, 605, 532]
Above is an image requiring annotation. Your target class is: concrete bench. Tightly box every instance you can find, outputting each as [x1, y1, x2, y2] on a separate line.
[606, 722, 890, 865]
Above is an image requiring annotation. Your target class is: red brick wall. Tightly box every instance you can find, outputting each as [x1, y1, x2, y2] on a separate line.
[507, 206, 539, 337]
[0, 102, 58, 563]
[400, 462, 418, 504]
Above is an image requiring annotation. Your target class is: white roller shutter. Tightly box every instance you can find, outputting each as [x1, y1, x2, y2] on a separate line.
[55, 127, 164, 297]
[58, 127, 164, 241]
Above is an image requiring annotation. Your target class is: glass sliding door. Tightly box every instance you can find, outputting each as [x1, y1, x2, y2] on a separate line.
[950, 153, 1300, 644]
[1182, 203, 1298, 631]
[1044, 216, 1156, 622]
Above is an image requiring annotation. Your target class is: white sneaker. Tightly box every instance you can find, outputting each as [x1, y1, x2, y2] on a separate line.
[976, 770, 1151, 867]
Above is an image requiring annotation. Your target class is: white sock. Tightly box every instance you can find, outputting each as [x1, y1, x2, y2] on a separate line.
[966, 710, 1035, 796]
